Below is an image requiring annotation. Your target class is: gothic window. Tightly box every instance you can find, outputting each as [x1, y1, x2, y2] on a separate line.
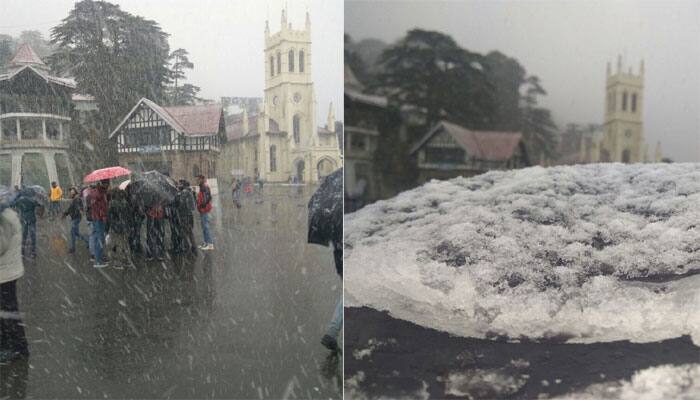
[293, 115, 301, 144]
[276, 51, 281, 75]
[270, 145, 277, 172]
[288, 50, 295, 72]
[632, 93, 637, 112]
[270, 56, 274, 76]
[299, 50, 305, 72]
[622, 91, 628, 111]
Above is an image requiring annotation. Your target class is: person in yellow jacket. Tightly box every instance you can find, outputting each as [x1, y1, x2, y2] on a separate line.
[49, 181, 63, 218]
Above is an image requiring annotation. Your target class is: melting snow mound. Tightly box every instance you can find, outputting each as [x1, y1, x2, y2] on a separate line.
[344, 164, 700, 344]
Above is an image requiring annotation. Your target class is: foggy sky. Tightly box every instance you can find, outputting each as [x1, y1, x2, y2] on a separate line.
[1, 0, 344, 125]
[346, 0, 700, 162]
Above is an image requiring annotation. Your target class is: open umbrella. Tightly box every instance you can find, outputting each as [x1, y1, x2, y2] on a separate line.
[21, 185, 48, 207]
[128, 171, 178, 209]
[84, 166, 131, 183]
[308, 168, 343, 247]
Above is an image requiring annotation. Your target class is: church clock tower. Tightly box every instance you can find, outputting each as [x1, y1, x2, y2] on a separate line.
[600, 56, 646, 163]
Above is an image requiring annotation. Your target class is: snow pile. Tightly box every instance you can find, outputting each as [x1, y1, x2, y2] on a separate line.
[443, 365, 529, 398]
[555, 363, 700, 399]
[344, 163, 700, 344]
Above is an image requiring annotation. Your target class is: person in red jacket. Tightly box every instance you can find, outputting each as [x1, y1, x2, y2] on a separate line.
[89, 180, 109, 268]
[196, 175, 214, 251]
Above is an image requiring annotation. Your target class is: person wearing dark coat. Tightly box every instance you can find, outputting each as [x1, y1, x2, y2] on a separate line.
[107, 189, 132, 269]
[172, 180, 197, 255]
[12, 189, 38, 258]
[307, 168, 343, 353]
[62, 187, 88, 253]
[125, 184, 144, 255]
[146, 204, 166, 261]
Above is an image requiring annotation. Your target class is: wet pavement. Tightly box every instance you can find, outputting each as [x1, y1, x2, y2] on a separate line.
[345, 307, 700, 399]
[1, 186, 342, 399]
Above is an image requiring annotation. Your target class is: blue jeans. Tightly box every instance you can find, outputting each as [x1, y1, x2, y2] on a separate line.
[50, 201, 60, 216]
[200, 212, 213, 245]
[21, 220, 36, 254]
[325, 298, 343, 339]
[69, 218, 88, 251]
[92, 221, 106, 264]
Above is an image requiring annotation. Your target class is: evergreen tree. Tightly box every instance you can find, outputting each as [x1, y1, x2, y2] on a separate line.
[49, 0, 171, 166]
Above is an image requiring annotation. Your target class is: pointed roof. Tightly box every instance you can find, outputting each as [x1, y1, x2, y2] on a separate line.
[164, 104, 223, 136]
[410, 120, 523, 161]
[109, 98, 224, 138]
[9, 43, 47, 69]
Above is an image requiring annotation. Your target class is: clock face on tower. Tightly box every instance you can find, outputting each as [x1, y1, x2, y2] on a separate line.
[293, 92, 302, 103]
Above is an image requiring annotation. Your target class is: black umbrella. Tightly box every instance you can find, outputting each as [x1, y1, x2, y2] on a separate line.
[21, 185, 48, 207]
[308, 168, 343, 247]
[128, 171, 178, 209]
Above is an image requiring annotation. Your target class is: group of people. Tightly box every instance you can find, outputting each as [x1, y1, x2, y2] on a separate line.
[9, 174, 216, 269]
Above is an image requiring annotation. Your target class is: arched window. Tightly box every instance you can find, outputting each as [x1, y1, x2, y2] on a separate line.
[631, 93, 637, 112]
[622, 91, 628, 111]
[270, 56, 274, 76]
[299, 50, 304, 72]
[293, 115, 301, 144]
[269, 145, 277, 172]
[288, 50, 295, 72]
[276, 52, 281, 75]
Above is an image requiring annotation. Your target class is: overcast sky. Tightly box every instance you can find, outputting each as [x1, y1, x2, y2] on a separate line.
[346, 0, 700, 162]
[1, 0, 343, 125]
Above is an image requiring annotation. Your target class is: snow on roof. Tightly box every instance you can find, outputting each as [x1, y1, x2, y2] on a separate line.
[0, 64, 76, 89]
[345, 163, 700, 346]
[345, 87, 388, 108]
[410, 120, 523, 161]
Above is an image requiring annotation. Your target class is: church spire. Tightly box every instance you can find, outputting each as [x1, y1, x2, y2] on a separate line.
[242, 107, 249, 134]
[327, 102, 335, 132]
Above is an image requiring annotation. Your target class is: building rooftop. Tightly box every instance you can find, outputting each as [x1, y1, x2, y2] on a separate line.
[411, 120, 523, 162]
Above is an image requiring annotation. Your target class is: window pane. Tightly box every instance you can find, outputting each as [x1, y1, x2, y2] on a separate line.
[0, 154, 11, 187]
[20, 118, 42, 140]
[1, 119, 17, 140]
[55, 153, 72, 188]
[21, 153, 50, 189]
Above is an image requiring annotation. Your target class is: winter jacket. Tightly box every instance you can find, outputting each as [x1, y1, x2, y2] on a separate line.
[0, 208, 24, 284]
[90, 187, 108, 222]
[50, 186, 63, 201]
[173, 189, 195, 228]
[64, 197, 82, 221]
[13, 195, 37, 224]
[108, 197, 131, 234]
[197, 184, 212, 214]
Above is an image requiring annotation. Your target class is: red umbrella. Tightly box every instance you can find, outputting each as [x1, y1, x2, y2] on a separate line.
[83, 166, 132, 183]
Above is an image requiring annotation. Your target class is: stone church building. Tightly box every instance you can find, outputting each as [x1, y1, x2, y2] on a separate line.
[222, 10, 342, 183]
[564, 56, 662, 164]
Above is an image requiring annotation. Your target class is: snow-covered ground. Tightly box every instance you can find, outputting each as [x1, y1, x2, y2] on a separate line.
[345, 163, 700, 345]
[555, 364, 700, 399]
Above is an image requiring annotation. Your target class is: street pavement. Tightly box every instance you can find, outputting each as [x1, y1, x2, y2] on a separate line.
[1, 185, 342, 399]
